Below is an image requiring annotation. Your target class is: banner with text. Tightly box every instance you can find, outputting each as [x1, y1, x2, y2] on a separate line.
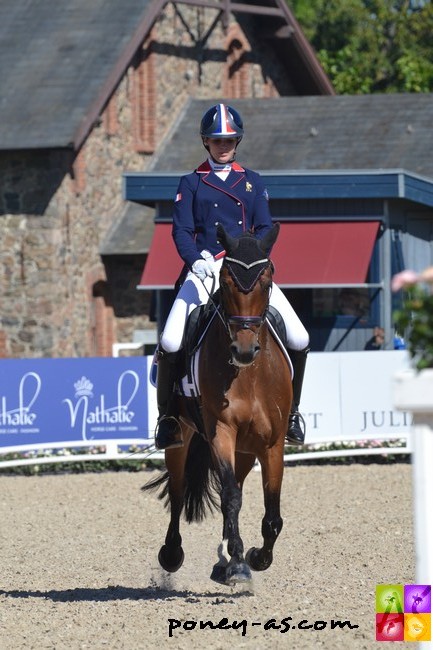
[0, 357, 152, 448]
[0, 351, 410, 453]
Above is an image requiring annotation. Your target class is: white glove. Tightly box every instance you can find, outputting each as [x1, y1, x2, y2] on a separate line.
[200, 249, 214, 262]
[192, 258, 213, 281]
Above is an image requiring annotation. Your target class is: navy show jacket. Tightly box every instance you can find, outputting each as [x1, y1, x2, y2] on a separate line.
[172, 160, 273, 269]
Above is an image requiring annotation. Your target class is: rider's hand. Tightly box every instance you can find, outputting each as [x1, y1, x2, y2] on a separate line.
[192, 258, 213, 281]
[200, 249, 214, 262]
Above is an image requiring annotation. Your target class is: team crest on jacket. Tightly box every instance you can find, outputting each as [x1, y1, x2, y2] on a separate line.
[246, 182, 252, 192]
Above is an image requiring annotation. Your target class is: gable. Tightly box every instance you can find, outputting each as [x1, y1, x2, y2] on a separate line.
[0, 0, 332, 152]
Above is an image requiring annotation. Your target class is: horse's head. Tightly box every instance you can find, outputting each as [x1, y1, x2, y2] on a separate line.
[217, 223, 279, 367]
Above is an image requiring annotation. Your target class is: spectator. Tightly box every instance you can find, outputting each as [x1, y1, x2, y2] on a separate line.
[364, 326, 385, 350]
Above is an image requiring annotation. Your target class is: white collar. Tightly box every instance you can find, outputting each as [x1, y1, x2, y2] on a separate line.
[208, 157, 232, 173]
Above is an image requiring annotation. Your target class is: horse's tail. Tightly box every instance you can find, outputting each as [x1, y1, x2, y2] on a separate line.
[141, 433, 220, 524]
[141, 468, 171, 506]
[184, 433, 220, 523]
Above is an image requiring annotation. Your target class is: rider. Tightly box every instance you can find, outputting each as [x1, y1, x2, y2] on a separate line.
[155, 103, 310, 449]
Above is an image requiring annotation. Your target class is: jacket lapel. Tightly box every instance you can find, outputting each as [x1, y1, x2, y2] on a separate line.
[197, 160, 246, 196]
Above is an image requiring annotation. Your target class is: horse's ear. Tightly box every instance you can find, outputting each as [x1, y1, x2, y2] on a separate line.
[216, 223, 239, 254]
[259, 222, 280, 255]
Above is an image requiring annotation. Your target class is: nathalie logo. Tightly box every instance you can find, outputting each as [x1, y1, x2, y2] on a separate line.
[376, 584, 431, 642]
[0, 372, 41, 429]
[62, 371, 139, 439]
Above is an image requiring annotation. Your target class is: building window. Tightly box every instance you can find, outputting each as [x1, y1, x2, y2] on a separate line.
[72, 147, 86, 194]
[310, 239, 381, 328]
[223, 25, 250, 97]
[90, 280, 115, 356]
[103, 93, 118, 136]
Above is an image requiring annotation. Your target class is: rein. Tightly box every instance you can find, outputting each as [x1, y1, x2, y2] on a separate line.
[200, 274, 230, 333]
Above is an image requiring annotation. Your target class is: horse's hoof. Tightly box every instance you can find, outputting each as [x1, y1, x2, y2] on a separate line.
[210, 564, 228, 584]
[158, 544, 184, 573]
[225, 560, 252, 585]
[245, 546, 273, 571]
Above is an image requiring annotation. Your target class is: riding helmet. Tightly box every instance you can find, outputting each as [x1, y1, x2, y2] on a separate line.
[200, 103, 244, 141]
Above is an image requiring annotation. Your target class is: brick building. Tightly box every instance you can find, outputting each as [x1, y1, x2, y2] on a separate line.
[0, 0, 332, 359]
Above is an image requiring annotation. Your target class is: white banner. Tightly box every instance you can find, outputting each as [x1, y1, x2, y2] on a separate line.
[145, 350, 412, 445]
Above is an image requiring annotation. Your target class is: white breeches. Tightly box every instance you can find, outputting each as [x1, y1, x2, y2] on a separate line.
[160, 258, 309, 353]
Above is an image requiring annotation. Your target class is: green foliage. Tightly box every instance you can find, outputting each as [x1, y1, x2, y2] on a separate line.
[0, 441, 408, 474]
[394, 285, 433, 370]
[289, 0, 433, 93]
[0, 446, 164, 476]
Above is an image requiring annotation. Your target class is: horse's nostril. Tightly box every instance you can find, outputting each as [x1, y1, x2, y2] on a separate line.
[230, 345, 260, 367]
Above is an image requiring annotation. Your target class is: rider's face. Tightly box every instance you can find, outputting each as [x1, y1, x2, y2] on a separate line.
[205, 137, 237, 164]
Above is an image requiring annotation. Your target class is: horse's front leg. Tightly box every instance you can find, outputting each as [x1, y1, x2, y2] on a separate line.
[246, 443, 284, 572]
[210, 433, 252, 585]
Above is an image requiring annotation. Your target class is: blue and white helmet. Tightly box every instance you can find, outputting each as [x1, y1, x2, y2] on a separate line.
[200, 104, 244, 141]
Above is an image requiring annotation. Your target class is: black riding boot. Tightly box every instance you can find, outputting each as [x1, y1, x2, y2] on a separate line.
[286, 346, 309, 446]
[155, 348, 183, 450]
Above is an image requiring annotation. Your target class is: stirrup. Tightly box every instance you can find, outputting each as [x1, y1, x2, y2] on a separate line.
[285, 411, 306, 446]
[155, 415, 183, 450]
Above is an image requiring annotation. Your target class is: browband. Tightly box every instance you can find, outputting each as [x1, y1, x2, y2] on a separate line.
[224, 256, 269, 270]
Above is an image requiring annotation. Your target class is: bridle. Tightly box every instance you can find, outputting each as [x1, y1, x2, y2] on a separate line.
[221, 255, 273, 335]
[199, 251, 273, 342]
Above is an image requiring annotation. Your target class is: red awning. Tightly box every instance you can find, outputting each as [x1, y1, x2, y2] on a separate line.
[138, 221, 381, 289]
[138, 224, 183, 290]
[271, 221, 380, 287]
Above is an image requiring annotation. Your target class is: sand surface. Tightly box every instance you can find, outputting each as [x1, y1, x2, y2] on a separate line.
[0, 462, 415, 649]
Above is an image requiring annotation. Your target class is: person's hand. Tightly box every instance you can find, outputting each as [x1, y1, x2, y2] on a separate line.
[192, 258, 213, 281]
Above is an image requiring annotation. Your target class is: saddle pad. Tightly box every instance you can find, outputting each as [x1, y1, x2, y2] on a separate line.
[149, 348, 202, 397]
[179, 348, 201, 398]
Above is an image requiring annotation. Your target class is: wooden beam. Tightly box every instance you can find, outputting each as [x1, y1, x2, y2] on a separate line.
[172, 0, 285, 18]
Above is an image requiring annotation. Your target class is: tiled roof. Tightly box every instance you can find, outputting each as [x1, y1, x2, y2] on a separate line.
[0, 0, 154, 150]
[150, 95, 433, 177]
[100, 202, 155, 255]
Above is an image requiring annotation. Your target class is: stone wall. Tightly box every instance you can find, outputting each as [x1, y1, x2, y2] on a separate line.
[0, 4, 293, 359]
